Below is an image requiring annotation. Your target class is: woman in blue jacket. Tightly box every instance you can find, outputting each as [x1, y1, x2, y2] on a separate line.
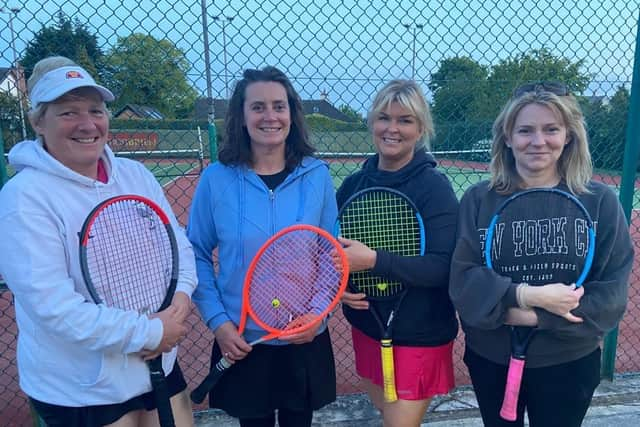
[187, 66, 338, 427]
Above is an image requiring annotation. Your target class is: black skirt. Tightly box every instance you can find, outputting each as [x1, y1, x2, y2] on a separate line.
[208, 328, 336, 418]
[30, 361, 187, 427]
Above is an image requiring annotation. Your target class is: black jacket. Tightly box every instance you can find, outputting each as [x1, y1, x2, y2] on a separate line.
[337, 150, 459, 346]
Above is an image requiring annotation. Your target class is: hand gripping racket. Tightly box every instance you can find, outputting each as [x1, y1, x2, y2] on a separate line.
[336, 187, 425, 402]
[484, 188, 595, 421]
[79, 195, 179, 427]
[190, 224, 349, 404]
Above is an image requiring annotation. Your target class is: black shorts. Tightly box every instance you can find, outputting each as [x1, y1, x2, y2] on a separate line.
[30, 361, 187, 427]
[209, 328, 337, 418]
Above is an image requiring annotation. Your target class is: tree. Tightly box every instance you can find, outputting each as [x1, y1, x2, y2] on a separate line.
[428, 57, 492, 152]
[427, 49, 592, 155]
[338, 104, 365, 123]
[584, 86, 629, 170]
[104, 34, 197, 119]
[486, 48, 591, 118]
[0, 92, 22, 148]
[21, 12, 104, 79]
[429, 56, 490, 122]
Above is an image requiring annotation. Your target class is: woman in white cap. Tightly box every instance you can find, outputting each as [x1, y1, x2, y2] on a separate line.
[0, 56, 197, 426]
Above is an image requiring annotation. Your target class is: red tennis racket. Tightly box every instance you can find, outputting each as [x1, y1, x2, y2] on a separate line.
[79, 195, 179, 427]
[190, 224, 349, 404]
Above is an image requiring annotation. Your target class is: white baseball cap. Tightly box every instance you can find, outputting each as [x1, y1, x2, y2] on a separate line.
[29, 65, 115, 110]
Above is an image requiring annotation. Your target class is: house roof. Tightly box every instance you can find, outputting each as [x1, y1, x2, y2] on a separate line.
[0, 67, 12, 82]
[114, 104, 164, 119]
[194, 98, 354, 122]
[301, 100, 352, 121]
[194, 98, 230, 121]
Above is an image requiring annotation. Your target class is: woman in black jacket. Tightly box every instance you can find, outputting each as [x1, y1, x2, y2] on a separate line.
[338, 79, 459, 427]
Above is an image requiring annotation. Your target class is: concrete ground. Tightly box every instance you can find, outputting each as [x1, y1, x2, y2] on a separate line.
[194, 373, 640, 426]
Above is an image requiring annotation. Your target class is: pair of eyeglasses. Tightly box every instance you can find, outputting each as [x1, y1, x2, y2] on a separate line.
[512, 81, 569, 98]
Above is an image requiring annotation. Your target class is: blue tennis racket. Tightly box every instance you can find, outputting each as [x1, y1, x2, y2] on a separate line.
[336, 186, 426, 402]
[484, 188, 595, 421]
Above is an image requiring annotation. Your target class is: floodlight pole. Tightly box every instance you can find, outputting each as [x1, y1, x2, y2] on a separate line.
[213, 15, 235, 99]
[402, 22, 424, 79]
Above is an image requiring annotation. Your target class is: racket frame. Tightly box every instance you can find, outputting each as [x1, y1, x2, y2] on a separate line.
[483, 187, 596, 421]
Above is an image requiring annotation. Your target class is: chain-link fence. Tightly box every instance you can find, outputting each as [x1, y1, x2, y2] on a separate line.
[1, 0, 639, 424]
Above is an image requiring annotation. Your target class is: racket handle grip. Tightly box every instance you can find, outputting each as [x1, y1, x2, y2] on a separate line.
[147, 358, 176, 427]
[380, 339, 398, 403]
[190, 357, 232, 404]
[499, 357, 525, 421]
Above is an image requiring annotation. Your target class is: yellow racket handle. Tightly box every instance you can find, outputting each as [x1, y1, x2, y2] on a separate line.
[381, 338, 398, 402]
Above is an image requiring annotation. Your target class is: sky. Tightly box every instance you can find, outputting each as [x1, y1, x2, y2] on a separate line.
[1, 0, 638, 112]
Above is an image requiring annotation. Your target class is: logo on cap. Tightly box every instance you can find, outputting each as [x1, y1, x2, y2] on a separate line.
[65, 70, 84, 79]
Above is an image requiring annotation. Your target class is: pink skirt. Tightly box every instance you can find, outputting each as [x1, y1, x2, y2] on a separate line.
[352, 327, 455, 400]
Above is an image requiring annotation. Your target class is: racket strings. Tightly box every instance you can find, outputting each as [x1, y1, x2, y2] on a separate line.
[247, 229, 344, 331]
[86, 200, 173, 313]
[340, 191, 422, 297]
[488, 191, 593, 286]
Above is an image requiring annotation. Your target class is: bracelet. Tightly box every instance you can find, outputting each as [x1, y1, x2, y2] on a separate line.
[516, 283, 531, 309]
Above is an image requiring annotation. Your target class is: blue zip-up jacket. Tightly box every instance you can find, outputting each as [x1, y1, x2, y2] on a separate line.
[187, 156, 337, 345]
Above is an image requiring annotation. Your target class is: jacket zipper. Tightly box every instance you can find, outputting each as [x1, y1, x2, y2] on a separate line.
[269, 188, 276, 235]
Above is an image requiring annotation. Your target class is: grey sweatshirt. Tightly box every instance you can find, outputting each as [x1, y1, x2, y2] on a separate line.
[449, 180, 633, 368]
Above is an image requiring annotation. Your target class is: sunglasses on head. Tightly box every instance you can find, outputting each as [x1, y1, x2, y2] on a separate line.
[512, 81, 569, 98]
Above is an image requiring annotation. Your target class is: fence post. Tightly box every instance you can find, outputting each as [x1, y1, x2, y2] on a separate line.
[200, 0, 218, 162]
[602, 10, 640, 380]
[208, 122, 218, 162]
[0, 128, 8, 190]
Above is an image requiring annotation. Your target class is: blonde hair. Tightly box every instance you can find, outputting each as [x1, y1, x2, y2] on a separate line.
[367, 79, 434, 151]
[27, 56, 78, 124]
[489, 90, 592, 194]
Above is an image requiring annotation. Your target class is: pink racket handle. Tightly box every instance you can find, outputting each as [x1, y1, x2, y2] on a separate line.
[499, 357, 525, 421]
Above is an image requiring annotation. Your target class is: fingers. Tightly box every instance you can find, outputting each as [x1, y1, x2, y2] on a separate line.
[214, 321, 252, 362]
[505, 307, 538, 326]
[563, 312, 584, 323]
[154, 306, 188, 353]
[284, 313, 320, 330]
[140, 349, 163, 361]
[534, 283, 585, 316]
[220, 342, 251, 363]
[170, 291, 192, 323]
[341, 291, 369, 310]
[280, 322, 321, 344]
[337, 236, 354, 246]
[221, 352, 236, 365]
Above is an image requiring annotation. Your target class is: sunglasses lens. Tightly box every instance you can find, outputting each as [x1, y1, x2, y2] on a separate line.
[513, 82, 568, 97]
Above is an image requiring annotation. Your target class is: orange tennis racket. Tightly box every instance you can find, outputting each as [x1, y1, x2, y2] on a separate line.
[190, 224, 348, 403]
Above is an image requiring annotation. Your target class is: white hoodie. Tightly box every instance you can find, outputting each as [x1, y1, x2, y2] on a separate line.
[0, 139, 197, 406]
